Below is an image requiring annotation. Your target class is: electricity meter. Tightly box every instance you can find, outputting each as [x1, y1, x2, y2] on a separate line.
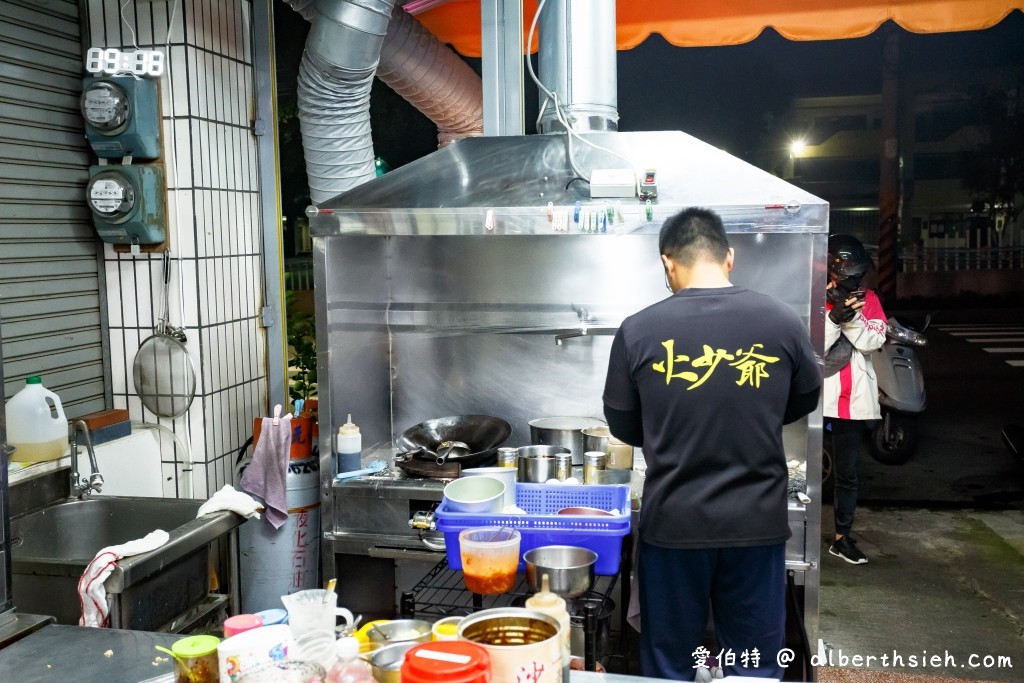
[86, 165, 166, 245]
[81, 76, 161, 159]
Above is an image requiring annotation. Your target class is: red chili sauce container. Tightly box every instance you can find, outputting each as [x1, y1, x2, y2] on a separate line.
[401, 640, 491, 683]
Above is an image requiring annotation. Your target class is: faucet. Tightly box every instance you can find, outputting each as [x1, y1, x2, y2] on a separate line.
[555, 305, 591, 345]
[70, 420, 104, 498]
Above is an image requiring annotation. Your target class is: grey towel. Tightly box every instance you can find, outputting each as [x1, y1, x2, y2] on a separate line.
[240, 415, 291, 529]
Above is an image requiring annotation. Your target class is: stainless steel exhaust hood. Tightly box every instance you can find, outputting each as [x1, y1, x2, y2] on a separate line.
[309, 130, 827, 237]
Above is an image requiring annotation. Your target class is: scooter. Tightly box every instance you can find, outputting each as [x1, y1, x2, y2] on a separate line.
[870, 315, 930, 464]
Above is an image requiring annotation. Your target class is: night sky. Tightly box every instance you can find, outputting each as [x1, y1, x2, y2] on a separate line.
[273, 6, 1024, 216]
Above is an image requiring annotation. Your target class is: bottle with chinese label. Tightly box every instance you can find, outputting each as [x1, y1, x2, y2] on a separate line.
[336, 414, 361, 475]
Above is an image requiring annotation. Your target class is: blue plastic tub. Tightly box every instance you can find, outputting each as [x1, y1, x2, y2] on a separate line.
[435, 483, 631, 575]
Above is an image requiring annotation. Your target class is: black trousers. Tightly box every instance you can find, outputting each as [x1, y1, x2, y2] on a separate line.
[828, 417, 863, 537]
[638, 541, 787, 681]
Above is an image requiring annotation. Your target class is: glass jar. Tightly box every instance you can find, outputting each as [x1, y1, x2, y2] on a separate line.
[606, 438, 633, 469]
[583, 451, 606, 484]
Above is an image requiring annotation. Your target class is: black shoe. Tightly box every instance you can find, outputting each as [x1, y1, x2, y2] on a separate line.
[829, 536, 868, 564]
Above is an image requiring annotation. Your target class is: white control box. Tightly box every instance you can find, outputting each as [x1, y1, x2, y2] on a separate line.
[589, 168, 636, 198]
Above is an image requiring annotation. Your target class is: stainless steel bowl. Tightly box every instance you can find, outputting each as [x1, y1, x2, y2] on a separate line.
[523, 545, 597, 598]
[365, 642, 418, 683]
[516, 445, 570, 483]
[366, 618, 433, 645]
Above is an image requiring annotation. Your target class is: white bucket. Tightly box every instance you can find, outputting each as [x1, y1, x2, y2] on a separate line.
[458, 608, 563, 683]
[460, 467, 517, 510]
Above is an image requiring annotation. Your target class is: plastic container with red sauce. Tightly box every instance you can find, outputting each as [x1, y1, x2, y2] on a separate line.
[401, 641, 491, 683]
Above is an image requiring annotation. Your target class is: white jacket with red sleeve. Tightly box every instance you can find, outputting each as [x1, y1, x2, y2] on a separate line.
[823, 289, 888, 420]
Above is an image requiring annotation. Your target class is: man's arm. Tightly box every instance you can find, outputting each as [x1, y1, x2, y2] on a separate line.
[603, 327, 643, 446]
[605, 405, 644, 447]
[784, 388, 819, 425]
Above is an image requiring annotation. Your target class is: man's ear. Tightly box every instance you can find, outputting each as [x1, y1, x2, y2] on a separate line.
[725, 247, 735, 272]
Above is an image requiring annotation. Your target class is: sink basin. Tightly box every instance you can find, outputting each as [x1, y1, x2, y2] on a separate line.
[11, 496, 244, 630]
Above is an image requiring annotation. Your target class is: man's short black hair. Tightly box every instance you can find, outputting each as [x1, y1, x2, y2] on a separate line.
[659, 207, 730, 267]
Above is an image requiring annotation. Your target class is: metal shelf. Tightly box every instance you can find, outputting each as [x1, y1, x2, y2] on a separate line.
[402, 558, 625, 671]
[404, 557, 619, 619]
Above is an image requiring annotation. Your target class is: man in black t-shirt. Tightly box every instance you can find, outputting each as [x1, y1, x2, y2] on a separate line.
[603, 208, 821, 681]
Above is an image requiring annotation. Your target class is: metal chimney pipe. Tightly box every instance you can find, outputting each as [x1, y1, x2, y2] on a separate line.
[536, 0, 619, 135]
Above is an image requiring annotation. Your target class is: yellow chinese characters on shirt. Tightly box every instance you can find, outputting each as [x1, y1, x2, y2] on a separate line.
[652, 340, 779, 390]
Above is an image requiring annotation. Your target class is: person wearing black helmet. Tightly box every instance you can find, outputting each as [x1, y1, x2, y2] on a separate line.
[823, 234, 887, 564]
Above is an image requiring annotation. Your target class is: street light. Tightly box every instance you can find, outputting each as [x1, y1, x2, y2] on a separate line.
[790, 138, 807, 157]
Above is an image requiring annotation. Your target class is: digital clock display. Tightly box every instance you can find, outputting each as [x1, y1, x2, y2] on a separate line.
[85, 47, 164, 77]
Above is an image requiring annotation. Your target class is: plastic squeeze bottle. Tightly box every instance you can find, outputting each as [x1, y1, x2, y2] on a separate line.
[336, 414, 361, 475]
[525, 573, 572, 680]
[327, 637, 373, 683]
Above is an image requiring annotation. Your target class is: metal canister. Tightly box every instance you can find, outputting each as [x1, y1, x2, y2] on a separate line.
[583, 451, 606, 484]
[554, 453, 573, 481]
[497, 447, 518, 468]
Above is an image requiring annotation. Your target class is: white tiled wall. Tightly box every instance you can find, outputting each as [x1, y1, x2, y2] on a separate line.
[88, 0, 268, 499]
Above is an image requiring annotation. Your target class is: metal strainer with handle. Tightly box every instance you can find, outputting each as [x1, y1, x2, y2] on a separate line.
[133, 252, 197, 418]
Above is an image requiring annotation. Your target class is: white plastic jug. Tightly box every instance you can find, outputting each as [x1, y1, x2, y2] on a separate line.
[5, 376, 68, 462]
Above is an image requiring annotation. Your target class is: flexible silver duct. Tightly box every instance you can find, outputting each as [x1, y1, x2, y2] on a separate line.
[288, 1, 483, 203]
[378, 8, 483, 146]
[297, 0, 398, 203]
[537, 0, 618, 134]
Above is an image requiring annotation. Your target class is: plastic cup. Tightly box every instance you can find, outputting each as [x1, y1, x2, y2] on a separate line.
[281, 590, 354, 639]
[458, 527, 521, 594]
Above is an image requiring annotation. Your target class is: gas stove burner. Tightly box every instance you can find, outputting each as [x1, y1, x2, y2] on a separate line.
[394, 453, 462, 480]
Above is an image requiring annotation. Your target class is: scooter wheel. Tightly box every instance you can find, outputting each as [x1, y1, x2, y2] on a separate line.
[871, 416, 918, 464]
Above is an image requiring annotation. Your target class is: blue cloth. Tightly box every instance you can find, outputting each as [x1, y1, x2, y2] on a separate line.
[638, 540, 787, 681]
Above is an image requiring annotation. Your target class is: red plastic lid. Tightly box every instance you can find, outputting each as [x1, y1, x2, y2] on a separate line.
[223, 613, 264, 637]
[401, 641, 491, 683]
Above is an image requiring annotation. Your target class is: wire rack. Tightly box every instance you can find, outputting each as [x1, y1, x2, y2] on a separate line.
[403, 557, 619, 619]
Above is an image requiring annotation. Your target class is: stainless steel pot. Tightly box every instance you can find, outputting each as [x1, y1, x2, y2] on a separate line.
[529, 417, 606, 466]
[517, 445, 570, 483]
[524, 545, 597, 598]
[582, 425, 611, 454]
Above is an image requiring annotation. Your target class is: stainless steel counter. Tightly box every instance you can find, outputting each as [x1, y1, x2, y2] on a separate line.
[0, 624, 179, 682]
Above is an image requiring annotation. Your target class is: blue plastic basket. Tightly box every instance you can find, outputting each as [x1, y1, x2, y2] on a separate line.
[435, 483, 631, 575]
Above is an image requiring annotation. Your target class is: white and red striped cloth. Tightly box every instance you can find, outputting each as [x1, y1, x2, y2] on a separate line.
[78, 529, 169, 628]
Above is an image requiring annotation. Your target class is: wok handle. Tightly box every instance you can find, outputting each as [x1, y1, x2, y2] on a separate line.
[436, 443, 454, 465]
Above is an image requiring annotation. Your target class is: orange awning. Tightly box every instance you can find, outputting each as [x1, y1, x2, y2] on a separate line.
[416, 0, 1024, 57]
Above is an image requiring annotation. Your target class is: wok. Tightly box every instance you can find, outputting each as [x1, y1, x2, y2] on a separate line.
[396, 415, 512, 467]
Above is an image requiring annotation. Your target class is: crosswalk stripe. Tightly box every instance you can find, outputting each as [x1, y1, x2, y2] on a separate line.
[934, 324, 1024, 367]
